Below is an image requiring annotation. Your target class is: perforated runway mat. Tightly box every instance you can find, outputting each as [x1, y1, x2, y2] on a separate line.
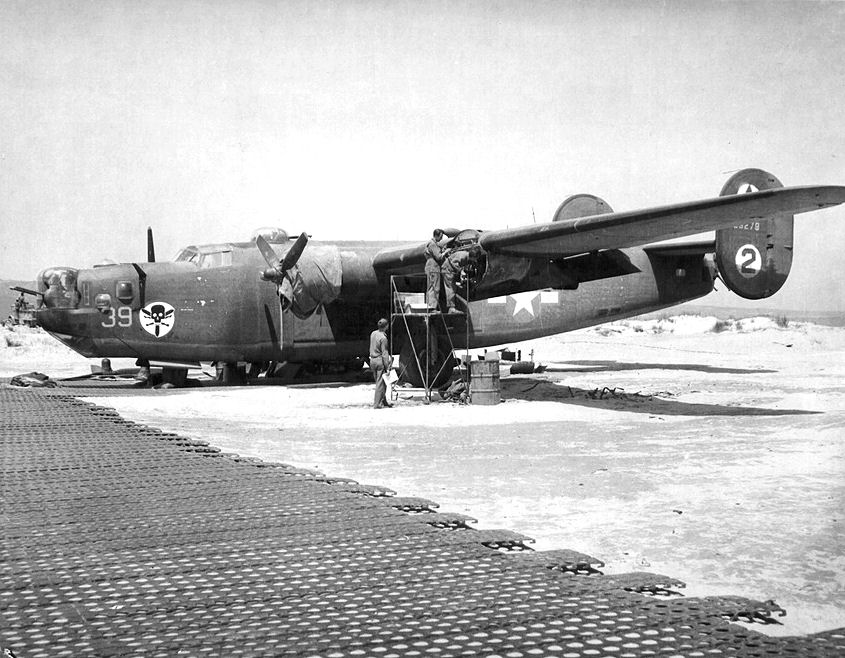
[2, 387, 843, 657]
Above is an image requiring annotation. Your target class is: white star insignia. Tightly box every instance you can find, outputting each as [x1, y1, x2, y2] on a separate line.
[510, 292, 539, 317]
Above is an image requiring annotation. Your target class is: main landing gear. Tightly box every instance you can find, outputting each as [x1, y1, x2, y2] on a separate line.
[397, 326, 456, 389]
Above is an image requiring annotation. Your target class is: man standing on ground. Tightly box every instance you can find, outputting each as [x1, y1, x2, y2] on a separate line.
[424, 228, 446, 312]
[369, 318, 393, 409]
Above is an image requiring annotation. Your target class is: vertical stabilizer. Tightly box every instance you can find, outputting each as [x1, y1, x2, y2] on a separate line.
[714, 168, 793, 299]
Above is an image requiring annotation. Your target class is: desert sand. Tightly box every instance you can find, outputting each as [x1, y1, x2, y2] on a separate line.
[2, 316, 843, 636]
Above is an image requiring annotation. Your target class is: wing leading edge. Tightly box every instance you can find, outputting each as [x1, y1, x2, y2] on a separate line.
[373, 185, 845, 271]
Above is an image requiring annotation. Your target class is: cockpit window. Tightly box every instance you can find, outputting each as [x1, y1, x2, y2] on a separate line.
[173, 246, 232, 268]
[174, 247, 199, 263]
[198, 250, 232, 269]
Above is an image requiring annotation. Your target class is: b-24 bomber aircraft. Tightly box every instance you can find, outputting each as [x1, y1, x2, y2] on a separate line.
[31, 168, 845, 387]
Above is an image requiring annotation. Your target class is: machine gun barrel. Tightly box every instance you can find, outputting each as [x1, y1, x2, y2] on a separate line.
[10, 285, 43, 297]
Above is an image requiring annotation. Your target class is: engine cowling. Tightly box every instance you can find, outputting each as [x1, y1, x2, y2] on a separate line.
[714, 168, 793, 299]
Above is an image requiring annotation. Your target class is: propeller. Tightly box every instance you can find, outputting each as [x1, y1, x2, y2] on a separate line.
[147, 226, 156, 263]
[132, 263, 147, 308]
[130, 227, 156, 308]
[257, 232, 309, 283]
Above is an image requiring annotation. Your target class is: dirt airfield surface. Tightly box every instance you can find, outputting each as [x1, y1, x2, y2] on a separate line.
[3, 316, 844, 636]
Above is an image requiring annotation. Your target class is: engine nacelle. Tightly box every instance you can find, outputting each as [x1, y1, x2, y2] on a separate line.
[714, 168, 793, 299]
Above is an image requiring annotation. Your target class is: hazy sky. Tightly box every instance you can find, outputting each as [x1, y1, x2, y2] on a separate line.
[1, 0, 843, 311]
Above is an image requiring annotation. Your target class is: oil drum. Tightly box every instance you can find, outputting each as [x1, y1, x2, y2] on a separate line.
[470, 359, 500, 405]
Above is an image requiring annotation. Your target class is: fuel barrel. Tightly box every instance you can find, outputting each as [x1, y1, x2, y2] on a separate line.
[470, 360, 500, 405]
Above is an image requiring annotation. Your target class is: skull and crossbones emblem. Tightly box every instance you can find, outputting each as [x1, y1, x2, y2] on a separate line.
[140, 301, 175, 337]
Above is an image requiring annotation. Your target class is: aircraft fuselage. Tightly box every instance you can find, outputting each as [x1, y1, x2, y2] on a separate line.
[35, 238, 714, 365]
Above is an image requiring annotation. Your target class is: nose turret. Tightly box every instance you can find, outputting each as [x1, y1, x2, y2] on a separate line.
[35, 266, 101, 356]
[37, 267, 81, 309]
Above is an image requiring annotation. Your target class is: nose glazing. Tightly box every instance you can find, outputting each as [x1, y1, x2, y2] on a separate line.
[37, 267, 81, 309]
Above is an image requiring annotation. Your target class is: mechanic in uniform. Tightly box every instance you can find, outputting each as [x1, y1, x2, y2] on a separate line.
[369, 318, 393, 409]
[424, 228, 446, 311]
[441, 248, 469, 314]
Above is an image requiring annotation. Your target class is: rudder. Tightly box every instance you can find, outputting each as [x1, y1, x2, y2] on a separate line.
[714, 168, 793, 299]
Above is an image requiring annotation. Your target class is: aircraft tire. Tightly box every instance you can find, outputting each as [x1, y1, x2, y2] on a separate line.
[398, 341, 454, 389]
[509, 361, 535, 375]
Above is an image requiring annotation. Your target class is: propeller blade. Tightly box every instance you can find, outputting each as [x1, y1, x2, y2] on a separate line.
[132, 263, 147, 308]
[255, 234, 282, 270]
[147, 227, 156, 263]
[280, 232, 309, 272]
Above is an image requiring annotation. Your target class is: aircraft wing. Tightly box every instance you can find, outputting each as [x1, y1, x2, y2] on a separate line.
[479, 186, 845, 258]
[373, 185, 845, 269]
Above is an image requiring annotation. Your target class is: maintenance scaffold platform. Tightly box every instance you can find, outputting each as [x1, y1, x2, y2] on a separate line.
[1, 385, 844, 657]
[389, 274, 470, 402]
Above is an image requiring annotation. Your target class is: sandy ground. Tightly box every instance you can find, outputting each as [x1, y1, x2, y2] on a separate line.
[2, 316, 844, 636]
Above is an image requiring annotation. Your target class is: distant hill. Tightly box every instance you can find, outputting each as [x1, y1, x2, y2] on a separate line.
[664, 302, 845, 328]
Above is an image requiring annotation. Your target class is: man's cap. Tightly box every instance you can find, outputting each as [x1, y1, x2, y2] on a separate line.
[377, 318, 389, 329]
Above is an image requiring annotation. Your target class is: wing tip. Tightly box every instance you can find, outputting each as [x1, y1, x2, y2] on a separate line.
[818, 185, 845, 207]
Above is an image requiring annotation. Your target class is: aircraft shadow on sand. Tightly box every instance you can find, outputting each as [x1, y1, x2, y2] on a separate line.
[543, 360, 775, 375]
[502, 378, 819, 417]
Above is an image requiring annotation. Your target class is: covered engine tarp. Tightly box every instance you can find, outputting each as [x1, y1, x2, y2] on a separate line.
[279, 245, 343, 318]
